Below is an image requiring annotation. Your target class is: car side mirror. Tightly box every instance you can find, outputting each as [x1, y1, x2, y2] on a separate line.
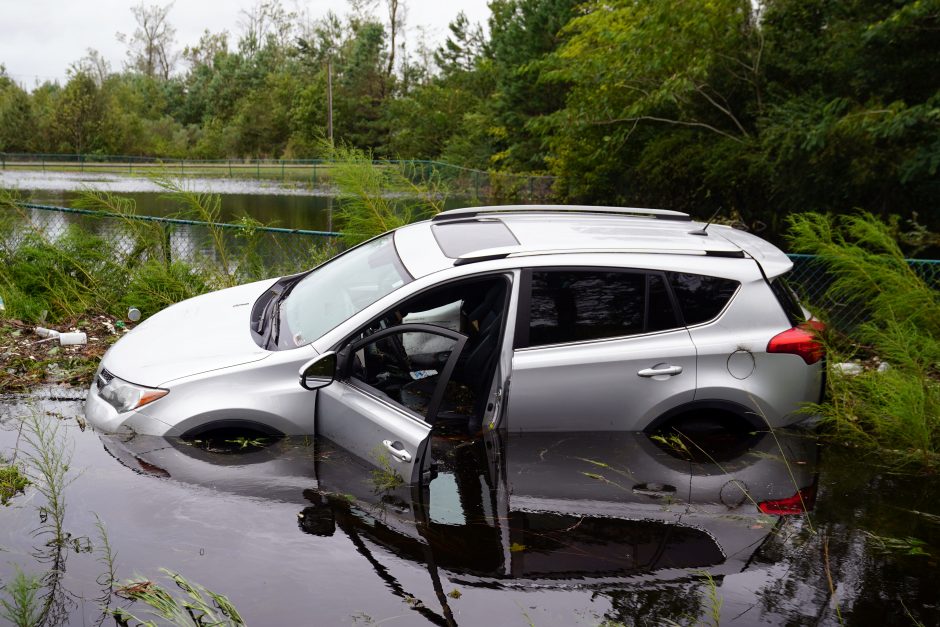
[299, 352, 337, 390]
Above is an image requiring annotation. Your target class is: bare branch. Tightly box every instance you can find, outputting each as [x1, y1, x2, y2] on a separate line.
[590, 115, 747, 144]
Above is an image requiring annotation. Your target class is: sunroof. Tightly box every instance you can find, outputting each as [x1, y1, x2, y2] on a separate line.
[431, 220, 520, 259]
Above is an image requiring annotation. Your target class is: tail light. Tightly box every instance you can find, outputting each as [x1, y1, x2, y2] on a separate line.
[767, 320, 825, 364]
[758, 484, 817, 515]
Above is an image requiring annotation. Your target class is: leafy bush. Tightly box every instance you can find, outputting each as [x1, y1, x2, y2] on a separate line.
[788, 212, 940, 468]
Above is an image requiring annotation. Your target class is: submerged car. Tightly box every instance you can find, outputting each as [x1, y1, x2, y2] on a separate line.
[85, 205, 824, 481]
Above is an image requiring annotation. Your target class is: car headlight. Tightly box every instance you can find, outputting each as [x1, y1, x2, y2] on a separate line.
[99, 375, 168, 413]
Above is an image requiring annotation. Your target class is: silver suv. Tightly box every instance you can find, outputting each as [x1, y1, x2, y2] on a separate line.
[85, 206, 824, 481]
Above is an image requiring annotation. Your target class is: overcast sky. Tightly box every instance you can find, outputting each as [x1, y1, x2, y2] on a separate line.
[0, 0, 492, 88]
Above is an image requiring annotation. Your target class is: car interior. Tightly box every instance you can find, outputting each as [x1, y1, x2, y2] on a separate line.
[348, 276, 509, 430]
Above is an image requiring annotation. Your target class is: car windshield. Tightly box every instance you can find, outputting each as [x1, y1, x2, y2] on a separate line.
[282, 234, 411, 346]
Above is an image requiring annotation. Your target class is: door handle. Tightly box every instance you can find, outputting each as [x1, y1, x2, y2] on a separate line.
[382, 440, 412, 463]
[637, 365, 683, 377]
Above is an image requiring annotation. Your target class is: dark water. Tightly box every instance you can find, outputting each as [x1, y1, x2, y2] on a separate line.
[2, 391, 938, 626]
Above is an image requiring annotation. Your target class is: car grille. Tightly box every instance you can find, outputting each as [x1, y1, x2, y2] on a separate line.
[97, 368, 115, 390]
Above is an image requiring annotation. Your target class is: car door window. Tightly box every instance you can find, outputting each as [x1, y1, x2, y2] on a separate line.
[348, 326, 466, 420]
[521, 270, 681, 348]
[349, 276, 510, 424]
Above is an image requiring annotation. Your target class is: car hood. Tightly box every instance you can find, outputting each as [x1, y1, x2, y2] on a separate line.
[103, 278, 278, 387]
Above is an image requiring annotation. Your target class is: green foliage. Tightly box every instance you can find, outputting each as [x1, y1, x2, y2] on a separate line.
[0, 567, 43, 627]
[370, 450, 405, 493]
[113, 569, 245, 627]
[0, 458, 29, 505]
[788, 212, 940, 467]
[327, 144, 445, 245]
[22, 412, 76, 547]
[0, 74, 37, 152]
[0, 184, 335, 324]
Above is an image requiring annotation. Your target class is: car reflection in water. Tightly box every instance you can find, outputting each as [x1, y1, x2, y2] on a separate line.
[101, 424, 817, 623]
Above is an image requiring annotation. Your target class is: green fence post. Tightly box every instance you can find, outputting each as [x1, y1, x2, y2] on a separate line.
[313, 163, 317, 187]
[162, 224, 172, 266]
[256, 160, 260, 180]
[180, 159, 184, 177]
[281, 159, 285, 181]
[228, 160, 232, 177]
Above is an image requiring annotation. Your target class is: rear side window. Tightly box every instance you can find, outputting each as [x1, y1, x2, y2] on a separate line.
[770, 277, 806, 326]
[522, 270, 680, 347]
[667, 272, 739, 325]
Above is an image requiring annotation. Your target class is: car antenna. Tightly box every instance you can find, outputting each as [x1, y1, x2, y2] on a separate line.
[689, 206, 723, 236]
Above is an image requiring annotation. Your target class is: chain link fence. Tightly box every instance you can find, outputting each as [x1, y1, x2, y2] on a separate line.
[786, 253, 939, 330]
[2, 202, 937, 330]
[2, 203, 339, 281]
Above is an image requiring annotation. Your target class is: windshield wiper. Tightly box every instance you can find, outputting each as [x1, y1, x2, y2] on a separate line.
[270, 298, 283, 348]
[255, 292, 279, 334]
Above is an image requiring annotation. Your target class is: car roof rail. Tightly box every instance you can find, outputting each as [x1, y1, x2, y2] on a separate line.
[452, 246, 744, 266]
[432, 205, 692, 223]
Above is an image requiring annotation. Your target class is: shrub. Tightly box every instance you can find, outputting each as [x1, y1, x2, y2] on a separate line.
[788, 212, 939, 468]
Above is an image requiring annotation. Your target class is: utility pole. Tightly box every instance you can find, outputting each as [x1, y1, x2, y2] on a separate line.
[327, 57, 333, 145]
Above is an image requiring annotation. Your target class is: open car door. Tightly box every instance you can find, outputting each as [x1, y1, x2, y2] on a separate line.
[312, 323, 468, 485]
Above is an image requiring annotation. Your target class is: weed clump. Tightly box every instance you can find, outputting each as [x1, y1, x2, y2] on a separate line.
[0, 457, 29, 505]
[788, 212, 940, 468]
[112, 569, 245, 627]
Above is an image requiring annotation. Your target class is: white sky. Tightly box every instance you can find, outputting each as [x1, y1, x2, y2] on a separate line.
[0, 0, 492, 89]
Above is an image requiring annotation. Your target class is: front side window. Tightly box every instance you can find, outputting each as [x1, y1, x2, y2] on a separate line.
[282, 234, 411, 346]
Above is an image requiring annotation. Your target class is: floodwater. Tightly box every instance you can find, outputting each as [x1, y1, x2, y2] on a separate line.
[1, 170, 475, 232]
[2, 391, 938, 626]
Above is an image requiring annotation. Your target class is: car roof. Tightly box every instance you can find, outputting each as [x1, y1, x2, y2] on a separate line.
[394, 206, 793, 279]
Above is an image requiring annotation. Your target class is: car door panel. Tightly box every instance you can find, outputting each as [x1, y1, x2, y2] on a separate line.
[316, 324, 468, 484]
[508, 329, 697, 432]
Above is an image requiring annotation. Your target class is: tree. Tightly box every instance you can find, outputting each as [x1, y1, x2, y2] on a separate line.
[433, 11, 485, 76]
[0, 69, 37, 152]
[120, 2, 177, 80]
[52, 71, 105, 153]
[484, 0, 581, 171]
[545, 0, 761, 144]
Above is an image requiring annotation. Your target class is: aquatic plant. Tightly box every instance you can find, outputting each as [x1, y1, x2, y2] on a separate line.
[111, 569, 245, 627]
[369, 449, 405, 493]
[0, 567, 43, 627]
[788, 212, 940, 468]
[21, 412, 76, 548]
